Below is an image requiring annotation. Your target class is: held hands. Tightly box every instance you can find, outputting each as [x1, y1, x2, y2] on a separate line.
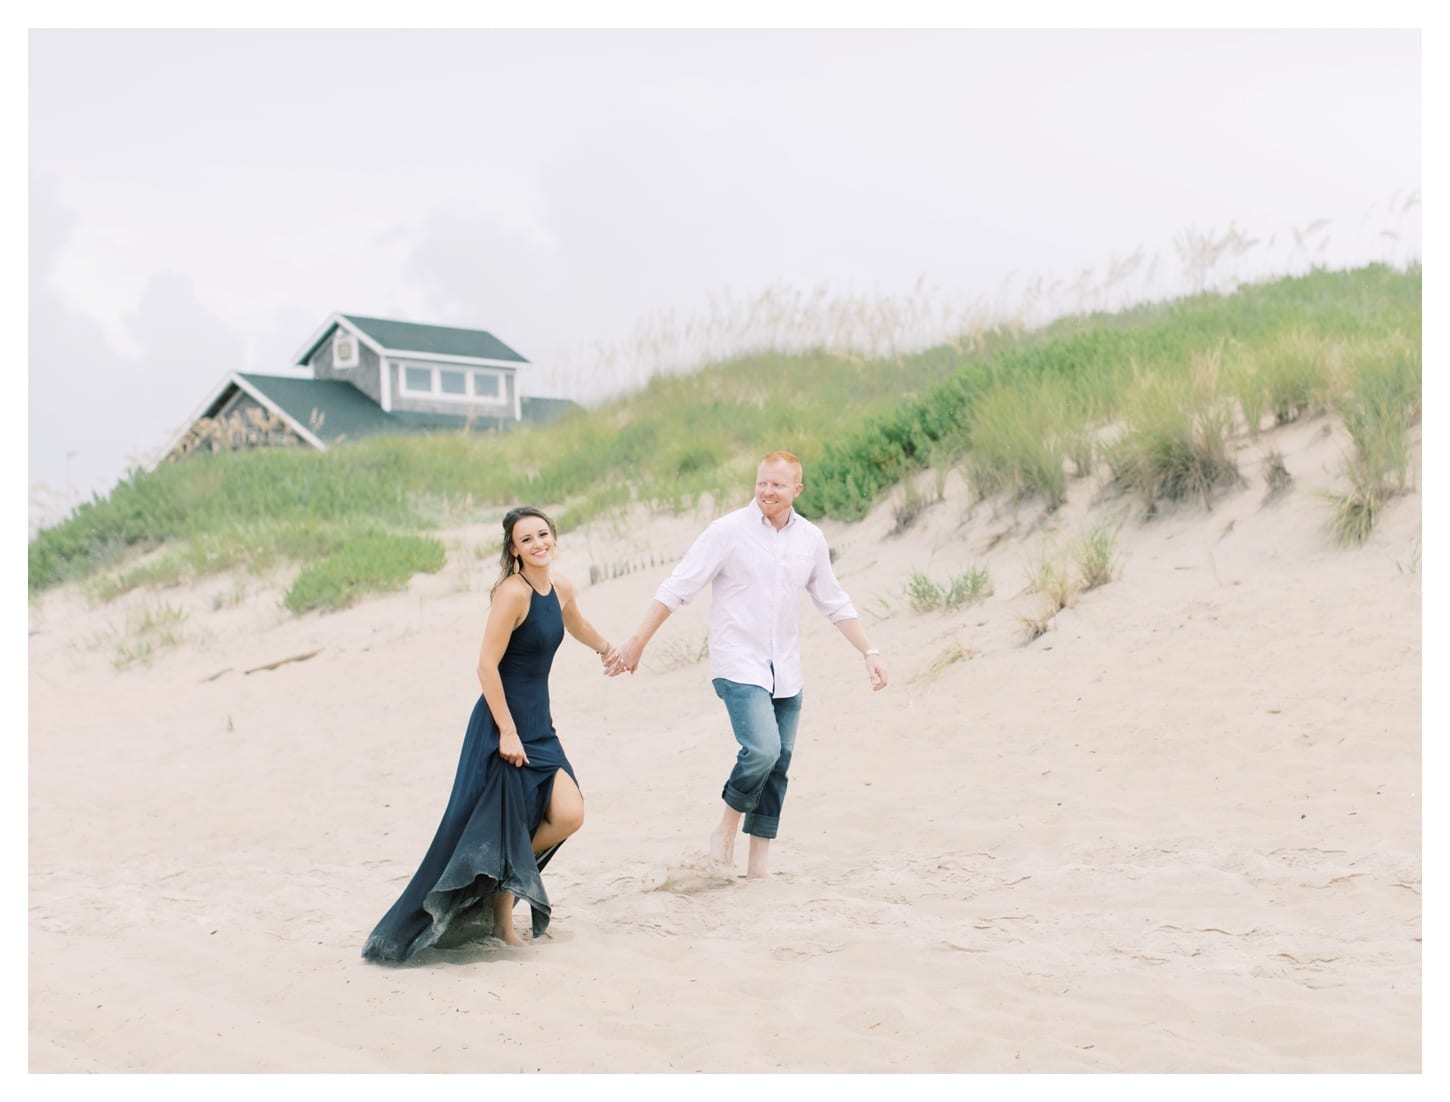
[604, 636, 644, 677]
[498, 728, 529, 768]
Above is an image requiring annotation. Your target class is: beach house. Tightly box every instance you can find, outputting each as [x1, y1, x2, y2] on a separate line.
[166, 313, 578, 458]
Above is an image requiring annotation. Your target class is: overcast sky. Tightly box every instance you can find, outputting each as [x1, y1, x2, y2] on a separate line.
[26, 25, 1423, 531]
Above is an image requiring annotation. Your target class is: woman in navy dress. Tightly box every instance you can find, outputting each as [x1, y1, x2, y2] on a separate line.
[363, 506, 617, 961]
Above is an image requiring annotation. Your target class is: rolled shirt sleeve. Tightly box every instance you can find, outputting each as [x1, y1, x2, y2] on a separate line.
[654, 518, 728, 611]
[805, 531, 859, 623]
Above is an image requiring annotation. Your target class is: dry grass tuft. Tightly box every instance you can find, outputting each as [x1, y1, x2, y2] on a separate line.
[916, 641, 979, 682]
[1261, 449, 1293, 502]
[85, 599, 192, 670]
[1025, 554, 1077, 614]
[891, 477, 929, 534]
[1072, 524, 1120, 591]
[653, 633, 710, 672]
[210, 577, 249, 611]
[1324, 336, 1420, 546]
[1017, 612, 1052, 645]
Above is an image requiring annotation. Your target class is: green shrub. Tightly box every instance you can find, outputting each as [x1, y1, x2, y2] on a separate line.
[283, 529, 446, 614]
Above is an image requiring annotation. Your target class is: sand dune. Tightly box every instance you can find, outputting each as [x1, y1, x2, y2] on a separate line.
[28, 419, 1421, 1073]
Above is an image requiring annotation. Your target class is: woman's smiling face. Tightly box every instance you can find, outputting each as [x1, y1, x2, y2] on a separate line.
[510, 515, 556, 566]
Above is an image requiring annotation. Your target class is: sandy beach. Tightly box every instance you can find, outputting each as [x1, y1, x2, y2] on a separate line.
[27, 419, 1422, 1074]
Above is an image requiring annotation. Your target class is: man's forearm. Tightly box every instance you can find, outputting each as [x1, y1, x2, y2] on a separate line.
[614, 600, 675, 674]
[832, 616, 877, 655]
[630, 600, 674, 647]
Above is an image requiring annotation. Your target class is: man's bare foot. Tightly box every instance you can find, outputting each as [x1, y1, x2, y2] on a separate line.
[708, 825, 735, 866]
[746, 835, 771, 879]
[709, 804, 744, 866]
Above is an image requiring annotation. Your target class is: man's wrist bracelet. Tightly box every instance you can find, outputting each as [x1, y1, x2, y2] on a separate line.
[864, 648, 880, 657]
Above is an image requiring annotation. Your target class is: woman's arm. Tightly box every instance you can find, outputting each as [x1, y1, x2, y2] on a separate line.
[477, 578, 531, 765]
[555, 574, 614, 662]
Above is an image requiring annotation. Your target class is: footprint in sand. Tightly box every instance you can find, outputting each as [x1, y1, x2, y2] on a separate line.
[646, 852, 739, 894]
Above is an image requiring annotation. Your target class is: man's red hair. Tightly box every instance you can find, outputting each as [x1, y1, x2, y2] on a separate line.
[760, 450, 803, 480]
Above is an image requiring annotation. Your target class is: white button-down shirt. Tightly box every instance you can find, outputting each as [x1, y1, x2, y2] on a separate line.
[654, 501, 859, 698]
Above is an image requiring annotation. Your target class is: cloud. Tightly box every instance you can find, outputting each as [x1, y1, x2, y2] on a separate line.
[126, 272, 246, 400]
[28, 179, 248, 530]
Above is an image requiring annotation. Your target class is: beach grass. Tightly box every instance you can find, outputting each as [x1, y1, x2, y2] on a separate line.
[1324, 333, 1421, 545]
[1261, 448, 1294, 501]
[80, 599, 191, 670]
[1072, 523, 1120, 590]
[1104, 359, 1243, 509]
[29, 263, 1420, 611]
[905, 566, 993, 613]
[1025, 552, 1077, 615]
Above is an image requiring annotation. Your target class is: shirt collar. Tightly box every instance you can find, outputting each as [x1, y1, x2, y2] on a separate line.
[751, 499, 797, 529]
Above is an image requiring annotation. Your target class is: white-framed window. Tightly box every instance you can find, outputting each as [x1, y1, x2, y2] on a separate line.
[396, 362, 507, 404]
[333, 331, 359, 368]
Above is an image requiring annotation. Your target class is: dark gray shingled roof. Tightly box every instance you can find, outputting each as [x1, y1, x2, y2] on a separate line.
[297, 315, 529, 365]
[226, 374, 577, 445]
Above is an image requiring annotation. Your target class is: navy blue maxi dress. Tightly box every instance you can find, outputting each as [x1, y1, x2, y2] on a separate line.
[362, 583, 577, 962]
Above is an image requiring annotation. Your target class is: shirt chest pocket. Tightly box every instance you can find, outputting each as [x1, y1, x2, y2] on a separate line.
[781, 551, 815, 588]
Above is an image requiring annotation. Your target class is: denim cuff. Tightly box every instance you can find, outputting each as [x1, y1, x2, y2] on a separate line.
[721, 782, 758, 815]
[742, 812, 779, 839]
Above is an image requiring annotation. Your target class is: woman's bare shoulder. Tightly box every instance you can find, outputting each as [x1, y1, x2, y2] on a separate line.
[489, 574, 533, 613]
[552, 571, 578, 604]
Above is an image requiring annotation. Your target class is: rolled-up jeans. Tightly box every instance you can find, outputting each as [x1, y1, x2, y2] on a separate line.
[712, 678, 803, 839]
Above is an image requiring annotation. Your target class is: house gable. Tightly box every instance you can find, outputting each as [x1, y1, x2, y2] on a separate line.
[293, 313, 528, 419]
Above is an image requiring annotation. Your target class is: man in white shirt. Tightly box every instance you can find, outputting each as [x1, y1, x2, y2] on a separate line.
[610, 451, 888, 878]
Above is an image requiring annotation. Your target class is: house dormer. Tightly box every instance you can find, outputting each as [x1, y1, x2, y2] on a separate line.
[332, 328, 360, 369]
[294, 313, 530, 420]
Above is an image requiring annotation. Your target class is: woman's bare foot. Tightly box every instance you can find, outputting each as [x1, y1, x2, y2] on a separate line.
[492, 891, 526, 946]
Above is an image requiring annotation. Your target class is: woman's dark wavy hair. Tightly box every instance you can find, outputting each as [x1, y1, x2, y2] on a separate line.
[492, 506, 558, 596]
